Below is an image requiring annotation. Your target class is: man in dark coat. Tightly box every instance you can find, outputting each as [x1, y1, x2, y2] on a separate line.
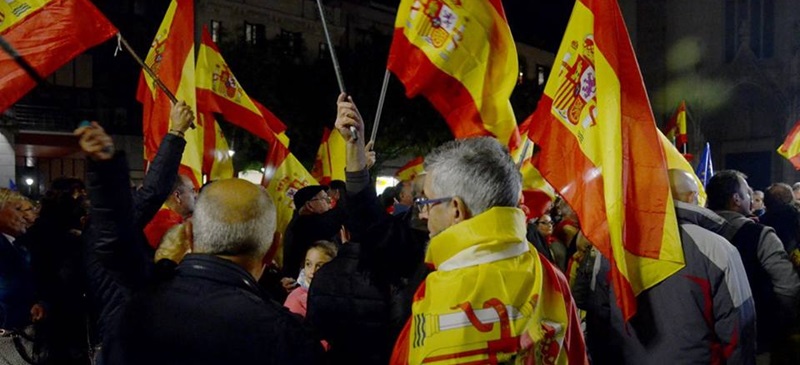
[76, 123, 323, 364]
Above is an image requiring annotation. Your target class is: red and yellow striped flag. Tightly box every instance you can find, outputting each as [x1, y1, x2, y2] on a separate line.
[517, 119, 556, 219]
[137, 0, 203, 186]
[311, 127, 346, 185]
[196, 28, 289, 147]
[527, 0, 684, 320]
[665, 100, 688, 149]
[778, 119, 800, 170]
[198, 112, 233, 181]
[262, 141, 319, 266]
[387, 0, 520, 148]
[0, 0, 117, 112]
[395, 156, 424, 181]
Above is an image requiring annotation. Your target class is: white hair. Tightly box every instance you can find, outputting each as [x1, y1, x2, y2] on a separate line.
[192, 187, 276, 259]
[424, 137, 521, 216]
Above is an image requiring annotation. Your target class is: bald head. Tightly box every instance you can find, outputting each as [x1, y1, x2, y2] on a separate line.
[669, 169, 700, 205]
[192, 179, 276, 259]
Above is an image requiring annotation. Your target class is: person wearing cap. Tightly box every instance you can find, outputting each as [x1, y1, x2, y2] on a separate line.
[281, 185, 345, 283]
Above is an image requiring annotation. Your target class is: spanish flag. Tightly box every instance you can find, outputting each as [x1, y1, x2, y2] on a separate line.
[778, 119, 800, 170]
[198, 112, 233, 181]
[395, 156, 424, 181]
[665, 100, 688, 149]
[310, 127, 346, 185]
[659, 130, 707, 205]
[137, 0, 203, 186]
[387, 0, 520, 149]
[518, 118, 556, 219]
[196, 27, 289, 147]
[262, 141, 319, 266]
[527, 0, 684, 320]
[0, 0, 117, 112]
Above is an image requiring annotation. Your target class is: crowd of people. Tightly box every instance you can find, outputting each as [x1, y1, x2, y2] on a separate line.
[2, 94, 800, 364]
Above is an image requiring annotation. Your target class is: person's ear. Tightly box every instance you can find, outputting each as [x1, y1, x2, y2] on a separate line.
[451, 197, 471, 224]
[184, 219, 194, 252]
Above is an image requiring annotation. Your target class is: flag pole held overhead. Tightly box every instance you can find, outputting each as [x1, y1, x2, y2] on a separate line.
[370, 69, 390, 144]
[315, 0, 357, 141]
[117, 33, 195, 128]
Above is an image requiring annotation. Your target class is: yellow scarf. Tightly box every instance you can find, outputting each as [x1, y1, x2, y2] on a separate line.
[393, 207, 587, 364]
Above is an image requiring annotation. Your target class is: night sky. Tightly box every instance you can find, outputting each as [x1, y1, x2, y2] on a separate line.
[504, 0, 575, 52]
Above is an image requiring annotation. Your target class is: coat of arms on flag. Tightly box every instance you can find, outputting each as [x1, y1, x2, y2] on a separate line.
[553, 36, 598, 132]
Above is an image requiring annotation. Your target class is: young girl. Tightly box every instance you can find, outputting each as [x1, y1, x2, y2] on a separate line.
[284, 240, 338, 317]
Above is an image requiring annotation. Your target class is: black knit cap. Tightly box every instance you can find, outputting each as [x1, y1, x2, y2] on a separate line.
[293, 185, 326, 209]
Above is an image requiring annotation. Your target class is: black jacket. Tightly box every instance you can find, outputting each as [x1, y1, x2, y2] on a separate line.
[306, 170, 429, 364]
[83, 135, 185, 344]
[107, 254, 324, 365]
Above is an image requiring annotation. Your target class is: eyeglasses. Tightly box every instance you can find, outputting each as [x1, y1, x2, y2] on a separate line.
[414, 196, 453, 212]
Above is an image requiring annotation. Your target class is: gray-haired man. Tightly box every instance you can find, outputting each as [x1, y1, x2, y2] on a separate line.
[326, 93, 587, 363]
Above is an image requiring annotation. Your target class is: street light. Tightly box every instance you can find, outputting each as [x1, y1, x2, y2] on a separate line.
[24, 177, 33, 186]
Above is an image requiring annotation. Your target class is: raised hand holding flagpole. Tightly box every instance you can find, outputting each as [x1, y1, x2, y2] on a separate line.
[315, 0, 357, 141]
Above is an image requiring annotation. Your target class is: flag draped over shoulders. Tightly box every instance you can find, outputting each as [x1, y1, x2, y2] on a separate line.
[0, 0, 117, 112]
[526, 0, 684, 320]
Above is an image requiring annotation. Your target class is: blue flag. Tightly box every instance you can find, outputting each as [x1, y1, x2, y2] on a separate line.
[8, 179, 16, 191]
[695, 142, 714, 187]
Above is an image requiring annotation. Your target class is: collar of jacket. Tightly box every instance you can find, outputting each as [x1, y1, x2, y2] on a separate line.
[176, 254, 263, 296]
[674, 200, 729, 235]
[425, 207, 528, 270]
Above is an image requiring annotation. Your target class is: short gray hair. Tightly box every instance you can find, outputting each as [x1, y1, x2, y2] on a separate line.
[192, 186, 276, 259]
[424, 137, 521, 216]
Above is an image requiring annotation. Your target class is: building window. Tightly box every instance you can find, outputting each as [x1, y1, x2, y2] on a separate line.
[279, 29, 303, 58]
[244, 22, 264, 45]
[725, 0, 774, 61]
[48, 54, 93, 88]
[210, 20, 222, 43]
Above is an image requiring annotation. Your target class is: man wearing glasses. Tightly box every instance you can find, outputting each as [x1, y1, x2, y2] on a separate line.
[331, 93, 587, 364]
[281, 185, 344, 286]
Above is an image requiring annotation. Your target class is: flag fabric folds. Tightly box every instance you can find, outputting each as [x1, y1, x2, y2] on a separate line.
[395, 156, 424, 181]
[696, 142, 714, 188]
[311, 127, 346, 185]
[387, 0, 520, 148]
[262, 142, 319, 266]
[0, 0, 117, 112]
[137, 0, 204, 186]
[517, 119, 556, 219]
[196, 28, 289, 147]
[198, 112, 233, 181]
[664, 101, 688, 150]
[777, 119, 800, 170]
[527, 0, 684, 320]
